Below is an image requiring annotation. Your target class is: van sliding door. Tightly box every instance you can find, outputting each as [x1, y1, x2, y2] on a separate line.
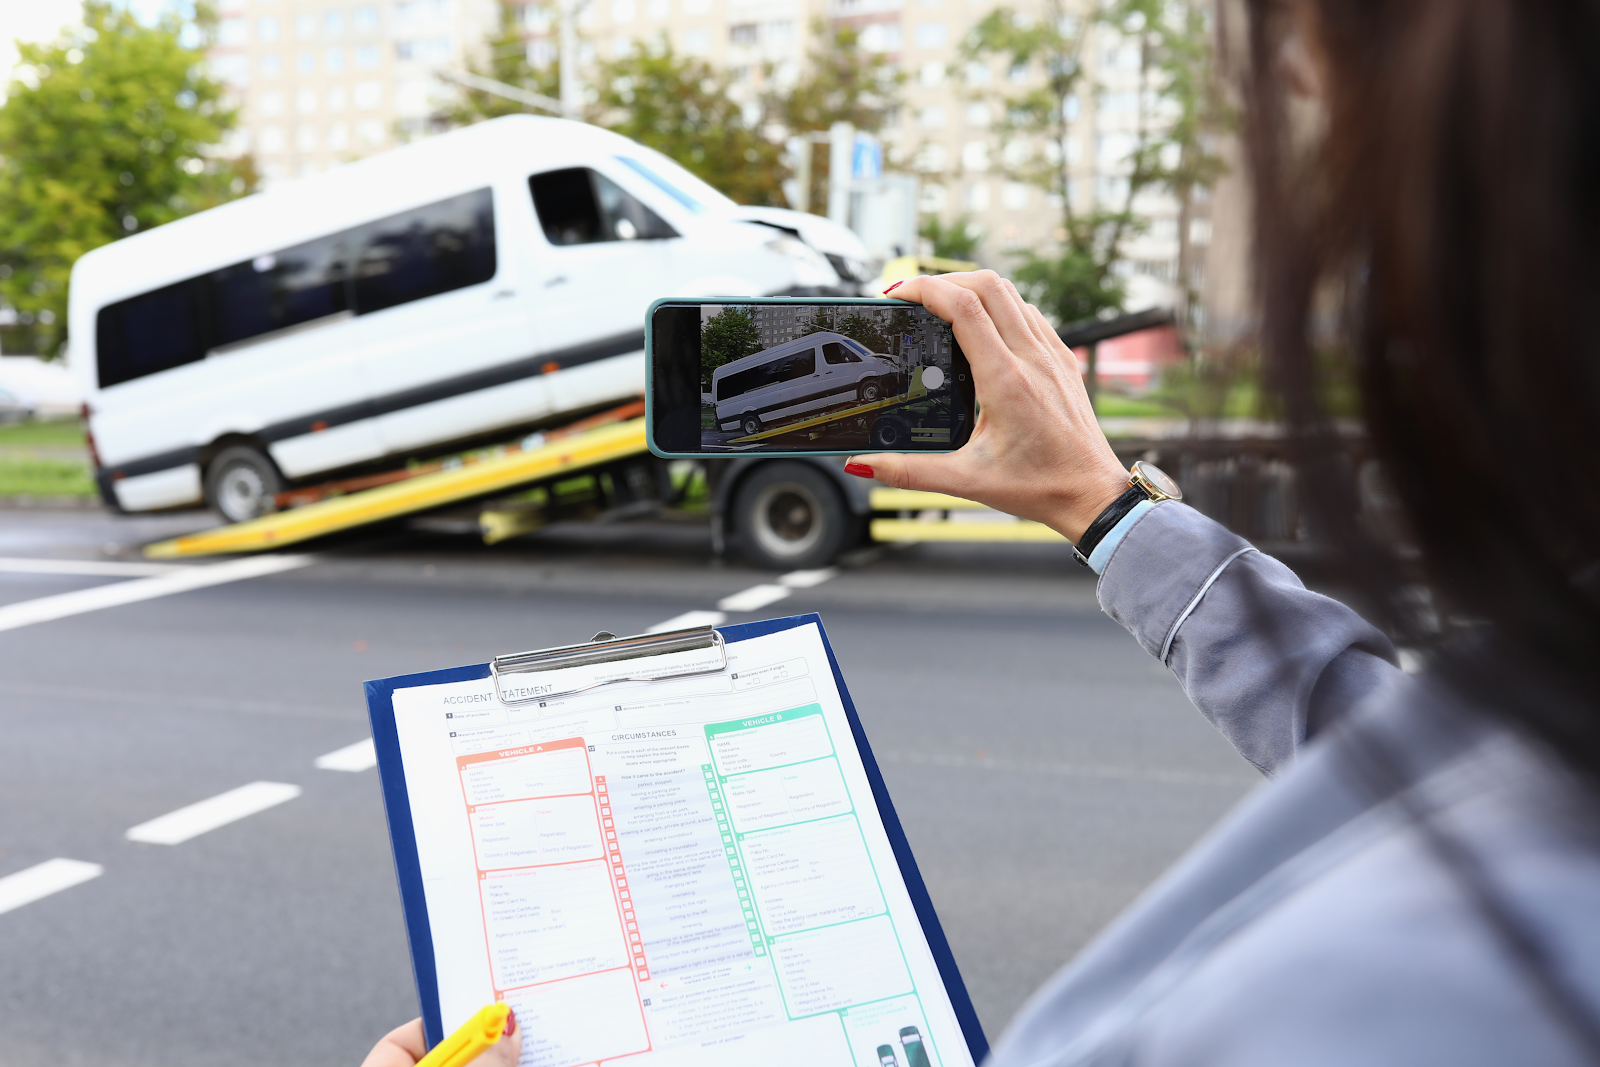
[353, 186, 539, 456]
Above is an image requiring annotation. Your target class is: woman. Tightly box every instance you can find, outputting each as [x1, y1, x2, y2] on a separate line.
[365, 0, 1600, 1061]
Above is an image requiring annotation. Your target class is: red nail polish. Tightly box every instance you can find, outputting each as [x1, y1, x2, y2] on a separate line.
[504, 1007, 517, 1036]
[883, 280, 903, 294]
[844, 462, 875, 478]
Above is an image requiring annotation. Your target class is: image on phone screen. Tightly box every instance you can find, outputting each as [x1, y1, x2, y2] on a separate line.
[648, 300, 973, 455]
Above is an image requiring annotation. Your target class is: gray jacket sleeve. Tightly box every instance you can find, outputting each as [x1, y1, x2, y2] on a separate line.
[1095, 503, 1398, 776]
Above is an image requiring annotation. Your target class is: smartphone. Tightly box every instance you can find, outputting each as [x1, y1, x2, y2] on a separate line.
[646, 297, 975, 458]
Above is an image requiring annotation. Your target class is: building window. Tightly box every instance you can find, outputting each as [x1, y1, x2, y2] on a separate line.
[352, 5, 379, 31]
[219, 17, 249, 44]
[295, 12, 315, 37]
[915, 22, 945, 47]
[325, 47, 345, 72]
[327, 85, 347, 109]
[354, 80, 383, 108]
[729, 22, 758, 44]
[324, 8, 345, 34]
[918, 61, 944, 86]
[354, 43, 381, 67]
[1001, 181, 1029, 209]
[859, 22, 901, 52]
[962, 140, 989, 171]
[918, 105, 944, 129]
[257, 16, 280, 41]
[298, 50, 316, 73]
[258, 90, 284, 115]
[296, 88, 318, 112]
[681, 28, 709, 54]
[965, 101, 989, 127]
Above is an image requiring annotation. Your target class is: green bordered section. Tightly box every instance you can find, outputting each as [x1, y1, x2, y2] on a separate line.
[701, 703, 945, 1066]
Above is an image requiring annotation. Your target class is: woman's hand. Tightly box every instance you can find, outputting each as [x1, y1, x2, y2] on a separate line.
[849, 271, 1130, 543]
[360, 1012, 521, 1067]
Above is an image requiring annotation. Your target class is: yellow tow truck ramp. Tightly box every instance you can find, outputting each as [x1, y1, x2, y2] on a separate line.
[866, 489, 1067, 544]
[145, 417, 647, 559]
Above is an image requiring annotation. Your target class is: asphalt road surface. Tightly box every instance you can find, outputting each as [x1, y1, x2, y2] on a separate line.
[0, 507, 1259, 1067]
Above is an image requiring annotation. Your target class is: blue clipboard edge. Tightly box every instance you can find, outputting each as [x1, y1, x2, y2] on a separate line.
[364, 613, 991, 1063]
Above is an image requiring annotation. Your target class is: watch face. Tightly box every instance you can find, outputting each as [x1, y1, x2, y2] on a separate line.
[1134, 461, 1183, 501]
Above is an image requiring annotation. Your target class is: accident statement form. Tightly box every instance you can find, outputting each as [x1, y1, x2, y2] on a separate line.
[368, 615, 984, 1067]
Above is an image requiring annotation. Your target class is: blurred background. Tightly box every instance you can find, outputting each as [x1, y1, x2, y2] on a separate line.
[0, 1, 1371, 1065]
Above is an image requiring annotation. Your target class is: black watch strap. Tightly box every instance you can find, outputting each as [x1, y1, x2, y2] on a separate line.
[1073, 485, 1143, 567]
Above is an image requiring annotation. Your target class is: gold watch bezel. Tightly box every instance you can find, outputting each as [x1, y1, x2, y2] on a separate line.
[1129, 460, 1183, 503]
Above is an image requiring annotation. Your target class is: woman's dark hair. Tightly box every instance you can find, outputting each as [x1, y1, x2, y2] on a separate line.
[1242, 0, 1600, 775]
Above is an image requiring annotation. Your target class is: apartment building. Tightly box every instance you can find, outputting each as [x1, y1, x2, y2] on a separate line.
[207, 0, 498, 183]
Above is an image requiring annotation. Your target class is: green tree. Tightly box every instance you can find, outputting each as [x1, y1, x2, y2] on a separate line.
[700, 306, 761, 380]
[434, 0, 561, 126]
[964, 0, 1225, 324]
[770, 21, 904, 214]
[917, 214, 982, 260]
[0, 1, 250, 356]
[592, 43, 787, 206]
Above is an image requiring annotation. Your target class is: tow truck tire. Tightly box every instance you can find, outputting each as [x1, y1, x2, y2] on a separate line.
[741, 413, 762, 437]
[205, 445, 284, 523]
[858, 378, 883, 403]
[868, 415, 911, 449]
[732, 462, 853, 570]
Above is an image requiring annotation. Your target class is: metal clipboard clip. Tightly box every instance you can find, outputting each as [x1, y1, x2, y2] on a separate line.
[490, 625, 728, 706]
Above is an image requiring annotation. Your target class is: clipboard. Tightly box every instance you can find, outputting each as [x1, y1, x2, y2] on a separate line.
[366, 613, 988, 1067]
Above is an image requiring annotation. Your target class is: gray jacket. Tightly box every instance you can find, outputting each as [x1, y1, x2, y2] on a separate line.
[986, 502, 1600, 1066]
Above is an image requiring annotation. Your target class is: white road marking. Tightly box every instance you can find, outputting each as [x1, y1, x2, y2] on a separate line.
[779, 567, 838, 589]
[0, 557, 185, 577]
[647, 609, 727, 633]
[315, 738, 377, 772]
[0, 555, 312, 634]
[125, 781, 303, 845]
[717, 584, 791, 613]
[0, 859, 104, 916]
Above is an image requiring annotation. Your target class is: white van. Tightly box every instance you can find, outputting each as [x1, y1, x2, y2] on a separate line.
[713, 332, 900, 437]
[68, 114, 870, 520]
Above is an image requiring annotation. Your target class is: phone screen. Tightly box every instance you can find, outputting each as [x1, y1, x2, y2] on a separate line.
[648, 299, 974, 456]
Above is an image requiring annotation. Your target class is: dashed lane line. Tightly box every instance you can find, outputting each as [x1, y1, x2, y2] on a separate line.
[0, 554, 312, 633]
[653, 566, 846, 632]
[315, 738, 378, 772]
[125, 781, 303, 846]
[0, 859, 104, 916]
[648, 609, 727, 633]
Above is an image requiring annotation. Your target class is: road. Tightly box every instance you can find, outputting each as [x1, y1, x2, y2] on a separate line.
[0, 506, 1259, 1067]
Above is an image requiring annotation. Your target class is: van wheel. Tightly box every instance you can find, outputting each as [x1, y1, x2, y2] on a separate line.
[740, 414, 763, 437]
[732, 462, 852, 571]
[859, 379, 883, 403]
[205, 445, 283, 523]
[869, 415, 911, 449]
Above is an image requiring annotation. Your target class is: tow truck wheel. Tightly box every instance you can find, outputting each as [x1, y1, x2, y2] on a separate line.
[740, 413, 762, 437]
[858, 379, 883, 403]
[205, 445, 284, 523]
[868, 415, 911, 449]
[733, 462, 852, 570]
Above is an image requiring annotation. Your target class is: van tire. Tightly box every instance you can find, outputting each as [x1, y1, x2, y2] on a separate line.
[858, 379, 883, 403]
[732, 462, 852, 571]
[868, 415, 911, 449]
[205, 445, 284, 523]
[740, 413, 762, 437]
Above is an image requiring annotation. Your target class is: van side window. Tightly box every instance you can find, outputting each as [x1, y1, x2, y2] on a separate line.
[94, 188, 497, 389]
[821, 341, 861, 365]
[210, 233, 350, 348]
[783, 350, 816, 379]
[352, 188, 496, 313]
[95, 278, 209, 388]
[530, 168, 677, 245]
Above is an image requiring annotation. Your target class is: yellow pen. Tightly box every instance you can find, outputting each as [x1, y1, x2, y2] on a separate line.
[416, 1003, 515, 1067]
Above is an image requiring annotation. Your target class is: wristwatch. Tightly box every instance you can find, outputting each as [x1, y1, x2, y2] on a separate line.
[1073, 460, 1183, 567]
